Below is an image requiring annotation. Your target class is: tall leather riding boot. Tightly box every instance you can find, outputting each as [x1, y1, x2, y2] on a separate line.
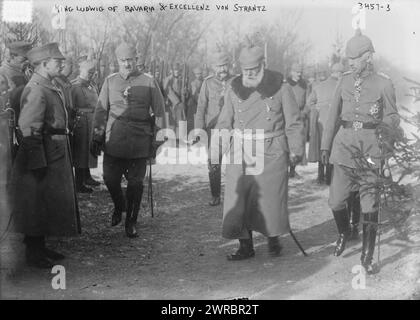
[289, 164, 296, 178]
[75, 168, 93, 193]
[332, 208, 351, 256]
[208, 163, 221, 206]
[325, 164, 332, 186]
[268, 236, 283, 257]
[317, 162, 325, 184]
[24, 235, 53, 269]
[104, 180, 126, 226]
[348, 192, 361, 240]
[227, 230, 255, 261]
[84, 168, 100, 186]
[125, 184, 143, 238]
[361, 211, 379, 275]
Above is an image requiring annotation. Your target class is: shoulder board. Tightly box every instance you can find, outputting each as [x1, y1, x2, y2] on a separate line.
[106, 72, 119, 80]
[343, 71, 352, 76]
[204, 75, 214, 80]
[70, 79, 82, 86]
[377, 71, 390, 80]
[143, 72, 153, 79]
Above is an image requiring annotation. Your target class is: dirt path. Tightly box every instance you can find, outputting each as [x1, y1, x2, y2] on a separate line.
[1, 153, 419, 300]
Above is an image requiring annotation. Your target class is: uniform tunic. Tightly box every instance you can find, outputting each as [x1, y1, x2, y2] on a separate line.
[11, 72, 80, 236]
[92, 71, 166, 159]
[71, 77, 99, 168]
[307, 76, 339, 162]
[195, 74, 234, 134]
[214, 70, 304, 239]
[321, 69, 399, 212]
[186, 78, 202, 133]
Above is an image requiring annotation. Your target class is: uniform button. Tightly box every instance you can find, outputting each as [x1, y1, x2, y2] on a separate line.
[238, 109, 242, 113]
[266, 117, 271, 121]
[269, 97, 273, 100]
[355, 115, 359, 118]
[238, 100, 242, 103]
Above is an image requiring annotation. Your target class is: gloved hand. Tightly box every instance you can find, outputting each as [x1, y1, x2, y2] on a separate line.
[90, 139, 103, 157]
[32, 167, 47, 180]
[289, 153, 302, 166]
[321, 150, 330, 166]
[192, 135, 200, 145]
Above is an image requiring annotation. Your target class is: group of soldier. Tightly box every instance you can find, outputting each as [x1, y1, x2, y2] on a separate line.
[0, 28, 399, 276]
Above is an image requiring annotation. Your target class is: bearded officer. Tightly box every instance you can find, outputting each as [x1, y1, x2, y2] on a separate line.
[186, 66, 203, 134]
[195, 51, 235, 206]
[91, 43, 166, 238]
[11, 43, 81, 268]
[71, 60, 100, 192]
[321, 30, 399, 274]
[211, 43, 304, 260]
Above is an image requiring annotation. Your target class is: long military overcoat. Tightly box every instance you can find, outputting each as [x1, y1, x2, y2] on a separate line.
[11, 73, 80, 236]
[307, 76, 339, 162]
[213, 70, 305, 239]
[71, 77, 99, 168]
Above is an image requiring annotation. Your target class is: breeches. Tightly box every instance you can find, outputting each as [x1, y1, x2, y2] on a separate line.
[329, 164, 379, 213]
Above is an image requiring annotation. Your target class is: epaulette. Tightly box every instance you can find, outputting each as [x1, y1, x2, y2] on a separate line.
[70, 79, 82, 86]
[106, 72, 119, 80]
[377, 71, 390, 80]
[204, 75, 214, 80]
[343, 70, 352, 76]
[143, 72, 153, 78]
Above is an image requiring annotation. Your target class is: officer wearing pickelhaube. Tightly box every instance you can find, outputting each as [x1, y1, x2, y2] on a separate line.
[321, 30, 400, 274]
[91, 43, 166, 238]
[195, 50, 235, 206]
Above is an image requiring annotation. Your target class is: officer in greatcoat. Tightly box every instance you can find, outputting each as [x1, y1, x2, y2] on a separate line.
[286, 62, 308, 177]
[321, 30, 400, 274]
[195, 51, 235, 206]
[211, 44, 304, 260]
[91, 43, 166, 238]
[187, 66, 203, 134]
[307, 62, 344, 184]
[71, 60, 100, 192]
[10, 43, 81, 268]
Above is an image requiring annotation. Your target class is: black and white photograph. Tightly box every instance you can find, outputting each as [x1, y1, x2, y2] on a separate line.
[0, 0, 419, 303]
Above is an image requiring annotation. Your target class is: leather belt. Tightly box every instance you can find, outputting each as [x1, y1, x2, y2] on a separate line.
[43, 128, 70, 135]
[233, 129, 284, 140]
[341, 120, 378, 131]
[109, 111, 150, 123]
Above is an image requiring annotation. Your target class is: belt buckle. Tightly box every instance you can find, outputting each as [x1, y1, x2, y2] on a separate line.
[352, 121, 363, 131]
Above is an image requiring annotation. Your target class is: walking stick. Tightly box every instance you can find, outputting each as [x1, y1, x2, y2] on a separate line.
[149, 159, 154, 218]
[289, 229, 308, 256]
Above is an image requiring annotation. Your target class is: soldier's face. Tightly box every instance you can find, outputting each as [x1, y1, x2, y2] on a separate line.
[214, 64, 229, 81]
[290, 70, 301, 81]
[348, 52, 370, 75]
[242, 63, 264, 88]
[45, 58, 64, 77]
[194, 71, 203, 80]
[11, 55, 27, 68]
[118, 58, 136, 74]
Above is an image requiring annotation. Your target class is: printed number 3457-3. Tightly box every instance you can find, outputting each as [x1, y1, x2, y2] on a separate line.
[358, 3, 391, 11]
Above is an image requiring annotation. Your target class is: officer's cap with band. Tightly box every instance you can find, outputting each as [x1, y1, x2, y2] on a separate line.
[212, 50, 230, 67]
[345, 29, 375, 59]
[7, 41, 32, 57]
[26, 43, 65, 64]
[115, 43, 136, 60]
[238, 38, 264, 69]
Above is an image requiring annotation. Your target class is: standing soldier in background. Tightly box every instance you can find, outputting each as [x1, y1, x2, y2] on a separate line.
[307, 62, 344, 184]
[321, 30, 399, 274]
[91, 43, 166, 238]
[211, 43, 304, 260]
[195, 51, 234, 206]
[10, 43, 81, 268]
[187, 67, 203, 135]
[163, 63, 187, 136]
[71, 60, 100, 193]
[286, 62, 308, 177]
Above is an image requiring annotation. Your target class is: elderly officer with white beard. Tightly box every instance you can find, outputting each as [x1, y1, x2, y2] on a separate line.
[211, 43, 304, 260]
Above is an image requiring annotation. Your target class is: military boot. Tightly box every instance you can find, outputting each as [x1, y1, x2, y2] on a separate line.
[84, 168, 101, 186]
[75, 168, 93, 193]
[24, 236, 53, 269]
[361, 212, 379, 275]
[317, 162, 325, 184]
[268, 236, 283, 257]
[332, 208, 351, 256]
[348, 192, 361, 241]
[125, 185, 142, 238]
[325, 164, 332, 186]
[227, 231, 255, 261]
[208, 163, 221, 206]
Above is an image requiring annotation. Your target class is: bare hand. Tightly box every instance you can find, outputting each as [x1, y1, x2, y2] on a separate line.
[321, 150, 330, 165]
